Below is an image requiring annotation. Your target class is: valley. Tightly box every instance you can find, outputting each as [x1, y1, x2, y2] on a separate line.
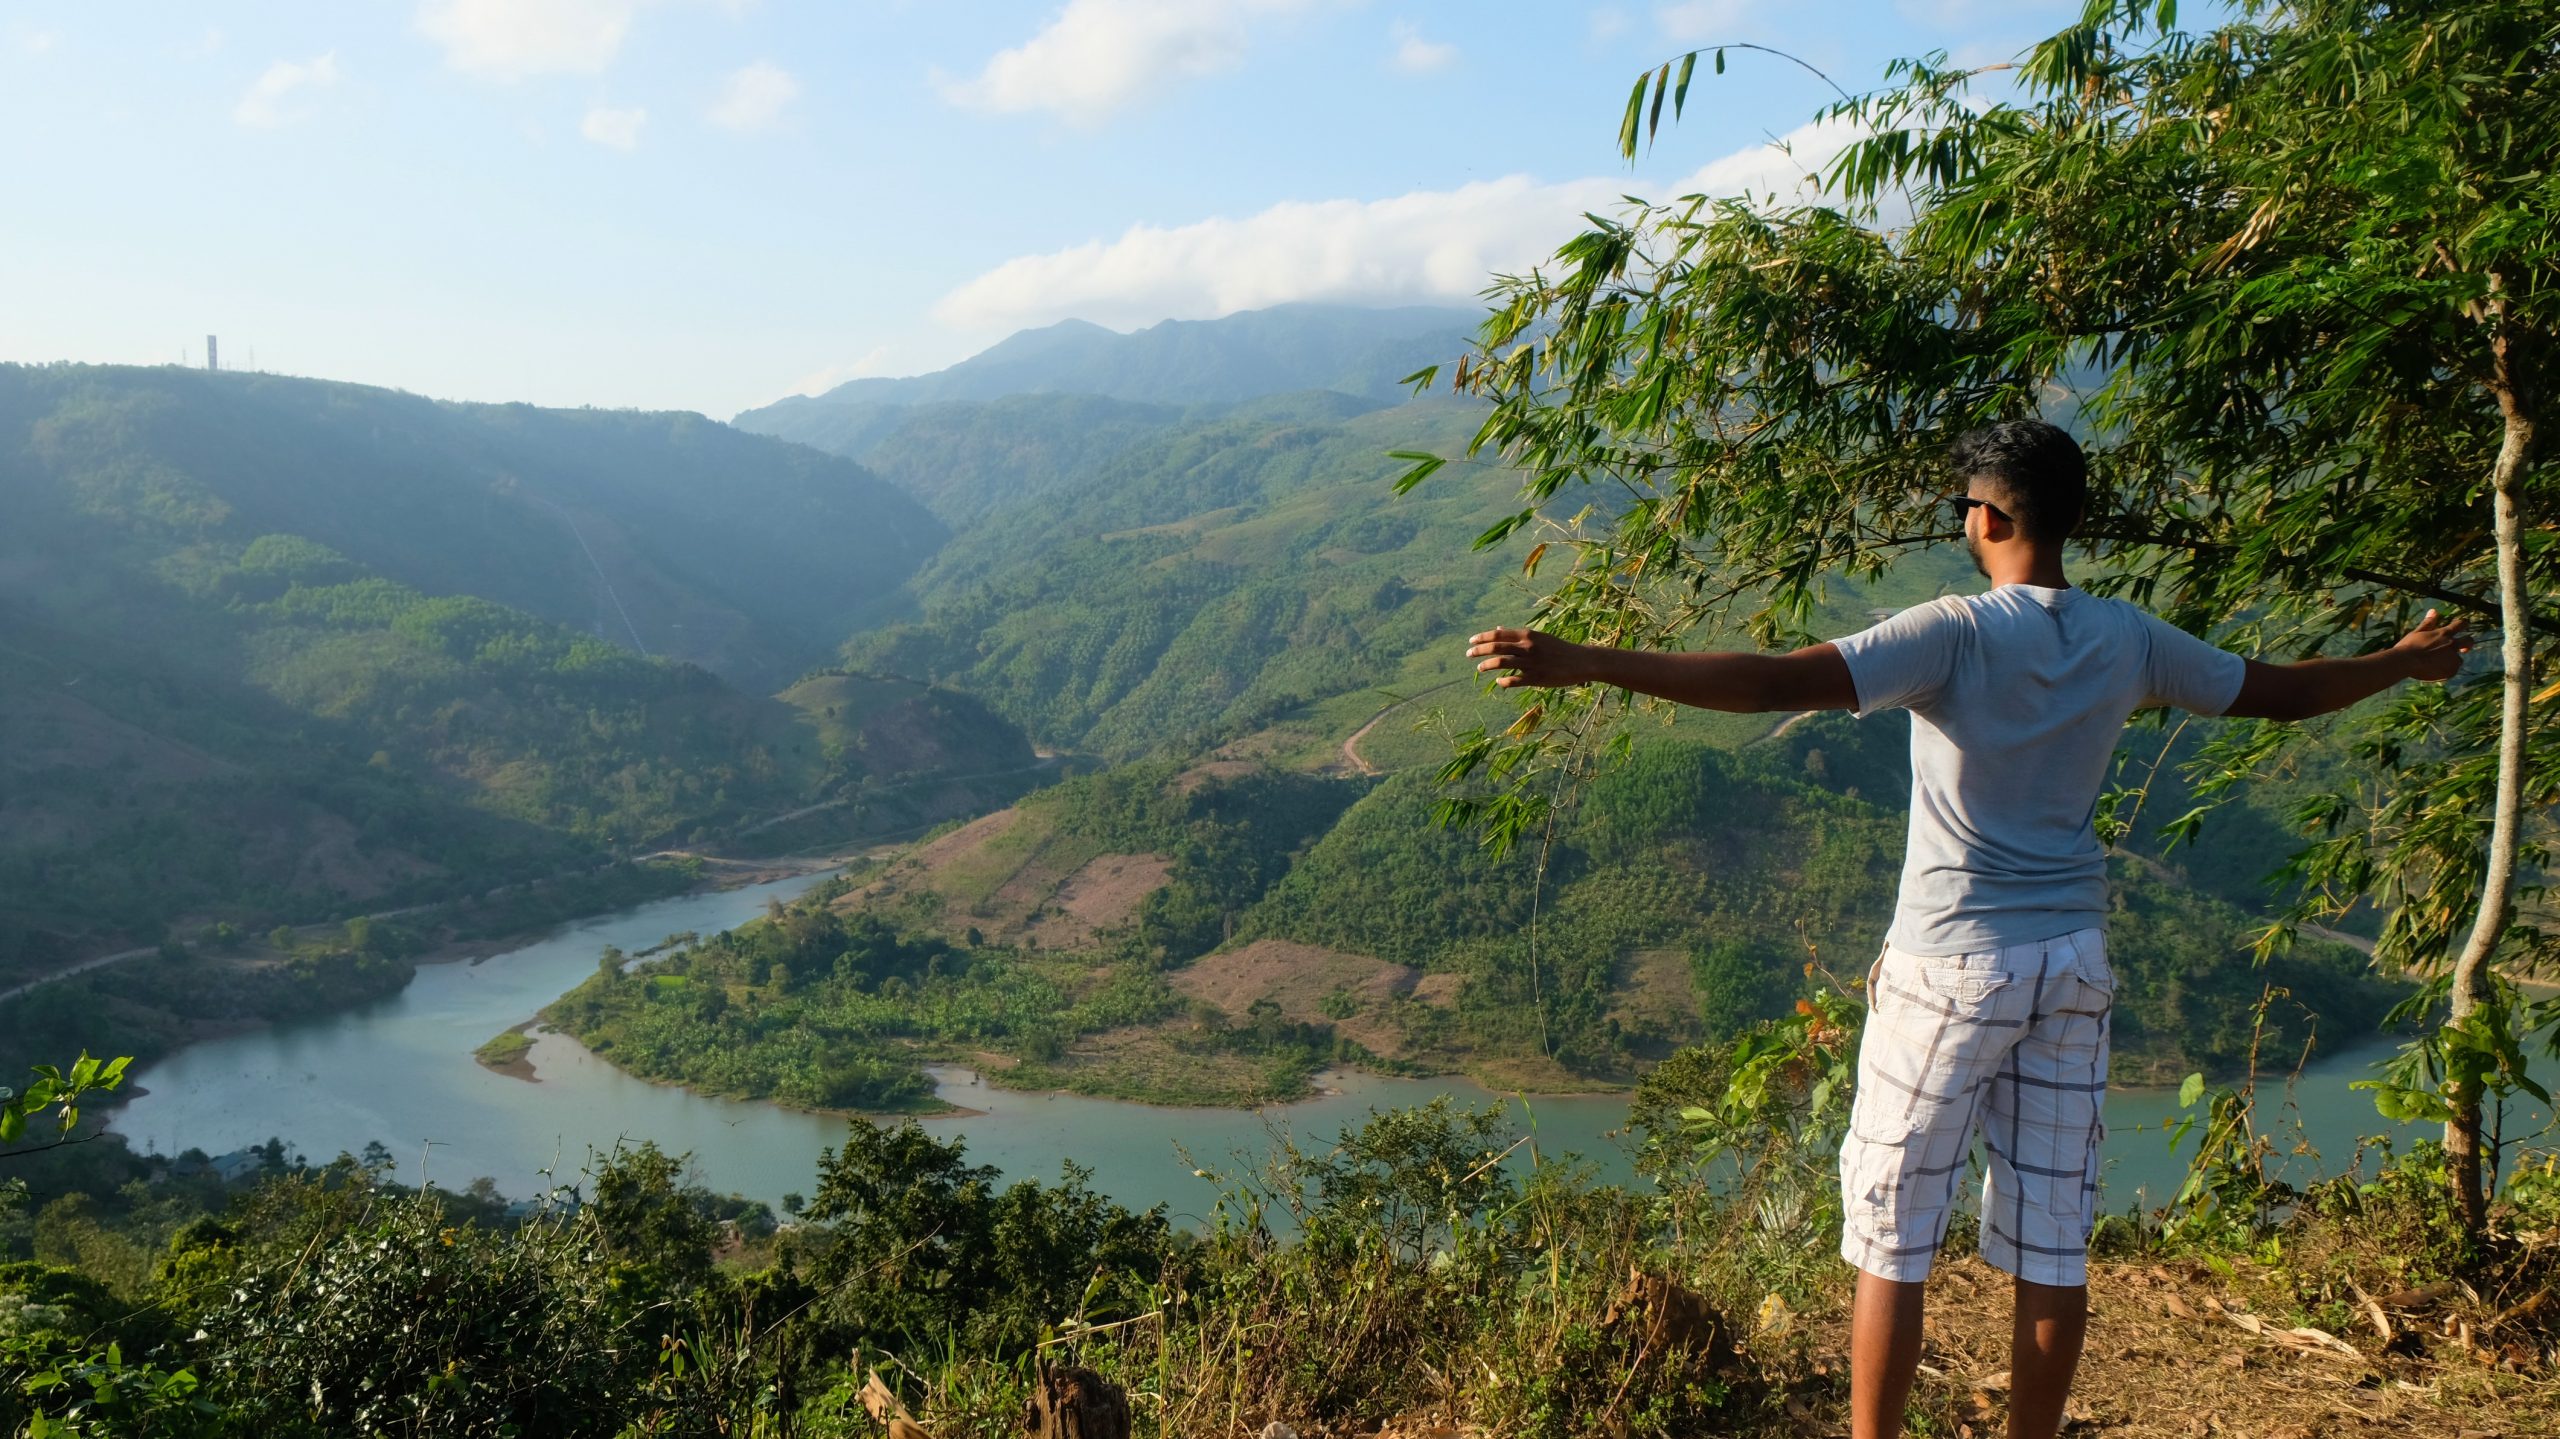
[5, 305, 2413, 1114]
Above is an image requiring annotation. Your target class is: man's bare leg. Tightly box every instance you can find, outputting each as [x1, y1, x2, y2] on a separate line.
[2006, 1277, 2087, 1439]
[1850, 1270, 1926, 1439]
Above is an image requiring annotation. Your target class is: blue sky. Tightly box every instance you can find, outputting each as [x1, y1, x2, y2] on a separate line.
[0, 1, 2093, 418]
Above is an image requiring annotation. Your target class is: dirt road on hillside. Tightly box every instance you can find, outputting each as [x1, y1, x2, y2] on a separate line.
[1341, 681, 1463, 776]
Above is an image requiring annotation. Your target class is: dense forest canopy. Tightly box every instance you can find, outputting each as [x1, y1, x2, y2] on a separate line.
[0, 365, 1027, 969]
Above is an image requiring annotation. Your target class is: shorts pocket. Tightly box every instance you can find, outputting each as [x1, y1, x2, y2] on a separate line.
[2067, 934, 2116, 996]
[1843, 1117, 1926, 1241]
[1917, 963, 2014, 1012]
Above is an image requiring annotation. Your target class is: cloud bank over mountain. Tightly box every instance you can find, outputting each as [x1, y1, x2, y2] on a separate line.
[934, 116, 1860, 335]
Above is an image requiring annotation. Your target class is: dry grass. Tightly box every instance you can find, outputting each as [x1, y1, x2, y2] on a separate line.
[1171, 758, 1263, 796]
[1024, 854, 1173, 950]
[1607, 947, 1699, 1048]
[1173, 940, 1425, 1059]
[1006, 1023, 1289, 1107]
[1409, 973, 1463, 1007]
[1727, 1254, 2560, 1438]
[1118, 1253, 2560, 1439]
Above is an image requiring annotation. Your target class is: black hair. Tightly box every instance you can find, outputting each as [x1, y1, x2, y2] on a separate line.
[1947, 419, 2086, 543]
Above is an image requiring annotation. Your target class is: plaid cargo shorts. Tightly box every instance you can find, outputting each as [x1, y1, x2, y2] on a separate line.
[1836, 927, 2114, 1287]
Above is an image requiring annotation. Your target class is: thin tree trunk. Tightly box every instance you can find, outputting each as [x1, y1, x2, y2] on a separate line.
[2444, 313, 2536, 1237]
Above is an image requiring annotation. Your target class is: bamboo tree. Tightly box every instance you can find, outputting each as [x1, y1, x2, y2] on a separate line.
[1414, 0, 2556, 1237]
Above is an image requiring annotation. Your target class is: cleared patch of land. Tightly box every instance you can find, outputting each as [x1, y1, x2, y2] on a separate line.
[839, 801, 1178, 952]
[1027, 853, 1176, 949]
[1006, 1023, 1295, 1108]
[1174, 939, 1444, 1060]
[1409, 972, 1463, 1007]
[1606, 947, 1699, 1052]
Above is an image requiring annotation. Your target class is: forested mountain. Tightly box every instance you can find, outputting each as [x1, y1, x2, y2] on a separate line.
[1, 311, 2400, 1086]
[840, 394, 1527, 757]
[0, 364, 1024, 960]
[563, 300, 2407, 1104]
[829, 393, 1185, 525]
[734, 304, 1474, 432]
[1, 364, 943, 689]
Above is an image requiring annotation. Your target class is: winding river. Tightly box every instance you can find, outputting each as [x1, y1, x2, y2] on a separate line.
[109, 873, 2554, 1220]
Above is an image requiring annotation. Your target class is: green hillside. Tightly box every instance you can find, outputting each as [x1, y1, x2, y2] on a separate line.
[844, 393, 1184, 524]
[843, 396, 1530, 758]
[0, 367, 1031, 962]
[0, 363, 943, 689]
[549, 724, 2402, 1114]
[0, 601, 582, 955]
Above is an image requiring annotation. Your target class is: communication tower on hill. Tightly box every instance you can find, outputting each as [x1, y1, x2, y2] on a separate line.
[206, 335, 219, 372]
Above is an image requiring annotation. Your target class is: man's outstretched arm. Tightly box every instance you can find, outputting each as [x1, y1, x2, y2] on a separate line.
[2223, 610, 2470, 721]
[1465, 628, 1859, 713]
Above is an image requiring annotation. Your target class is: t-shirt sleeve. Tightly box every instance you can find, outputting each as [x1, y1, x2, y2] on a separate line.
[2137, 610, 2247, 715]
[1831, 599, 1964, 716]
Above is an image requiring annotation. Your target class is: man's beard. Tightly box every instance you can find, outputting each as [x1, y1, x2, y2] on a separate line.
[1966, 531, 1991, 579]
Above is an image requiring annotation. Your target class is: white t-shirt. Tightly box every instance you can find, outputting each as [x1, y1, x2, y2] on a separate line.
[1831, 585, 2246, 956]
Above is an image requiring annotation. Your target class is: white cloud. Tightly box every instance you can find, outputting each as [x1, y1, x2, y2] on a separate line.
[19, 28, 59, 55]
[940, 0, 1315, 124]
[1388, 20, 1455, 74]
[785, 346, 897, 397]
[1656, 0, 1758, 43]
[708, 60, 798, 131]
[934, 117, 1860, 334]
[581, 103, 647, 148]
[234, 52, 341, 129]
[1588, 7, 1631, 42]
[416, 0, 641, 79]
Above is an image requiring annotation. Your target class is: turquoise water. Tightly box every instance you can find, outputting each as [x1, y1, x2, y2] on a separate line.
[109, 873, 2556, 1220]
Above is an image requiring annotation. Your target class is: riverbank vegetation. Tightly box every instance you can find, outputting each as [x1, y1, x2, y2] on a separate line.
[0, 858, 718, 1078]
[7, 1007, 2556, 1438]
[547, 734, 2400, 1113]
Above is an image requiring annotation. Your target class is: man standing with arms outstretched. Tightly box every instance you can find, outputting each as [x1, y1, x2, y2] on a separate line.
[1466, 419, 2468, 1439]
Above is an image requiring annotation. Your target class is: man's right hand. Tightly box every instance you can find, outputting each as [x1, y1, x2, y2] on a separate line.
[2228, 608, 2473, 721]
[1467, 627, 1594, 688]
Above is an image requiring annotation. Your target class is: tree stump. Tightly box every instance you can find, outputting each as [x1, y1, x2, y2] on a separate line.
[1022, 1363, 1130, 1439]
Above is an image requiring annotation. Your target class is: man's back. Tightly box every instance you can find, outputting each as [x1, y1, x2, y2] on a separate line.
[1833, 584, 2244, 956]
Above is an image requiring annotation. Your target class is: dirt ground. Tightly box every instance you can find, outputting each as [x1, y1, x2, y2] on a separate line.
[1024, 853, 1174, 949]
[1173, 939, 1443, 1059]
[1781, 1255, 2559, 1438]
[1359, 1254, 2558, 1439]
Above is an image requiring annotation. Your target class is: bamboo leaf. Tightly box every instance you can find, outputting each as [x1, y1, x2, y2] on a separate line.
[1618, 71, 1652, 158]
[1387, 450, 1447, 495]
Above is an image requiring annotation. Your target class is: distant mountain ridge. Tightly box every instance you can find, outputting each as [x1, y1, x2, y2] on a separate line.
[0, 364, 1031, 957]
[733, 303, 1477, 434]
[1, 365, 943, 689]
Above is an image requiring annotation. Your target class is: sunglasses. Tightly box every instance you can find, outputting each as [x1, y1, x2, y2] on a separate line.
[1947, 494, 2009, 524]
